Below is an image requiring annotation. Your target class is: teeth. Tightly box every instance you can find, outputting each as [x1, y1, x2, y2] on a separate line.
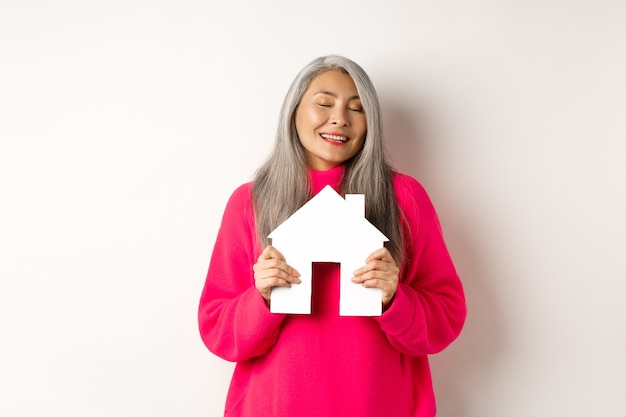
[321, 134, 348, 142]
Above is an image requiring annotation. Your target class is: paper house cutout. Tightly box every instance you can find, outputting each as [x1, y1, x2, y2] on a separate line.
[268, 185, 389, 316]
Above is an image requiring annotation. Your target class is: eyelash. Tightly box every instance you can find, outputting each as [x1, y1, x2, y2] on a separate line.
[318, 103, 363, 112]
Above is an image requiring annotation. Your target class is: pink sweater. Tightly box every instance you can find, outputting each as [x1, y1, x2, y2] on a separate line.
[198, 166, 466, 417]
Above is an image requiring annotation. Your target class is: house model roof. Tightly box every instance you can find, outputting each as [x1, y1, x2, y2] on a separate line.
[269, 185, 388, 251]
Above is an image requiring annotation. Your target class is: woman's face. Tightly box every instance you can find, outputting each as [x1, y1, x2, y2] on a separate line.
[295, 69, 367, 171]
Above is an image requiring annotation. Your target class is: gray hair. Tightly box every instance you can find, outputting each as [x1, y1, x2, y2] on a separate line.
[253, 55, 404, 264]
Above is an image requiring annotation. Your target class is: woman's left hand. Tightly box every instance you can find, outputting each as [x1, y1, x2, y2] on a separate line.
[351, 247, 399, 308]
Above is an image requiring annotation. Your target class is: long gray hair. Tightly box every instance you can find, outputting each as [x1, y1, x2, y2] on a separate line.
[253, 55, 405, 265]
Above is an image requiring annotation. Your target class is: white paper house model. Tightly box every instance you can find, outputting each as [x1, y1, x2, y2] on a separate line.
[268, 185, 389, 316]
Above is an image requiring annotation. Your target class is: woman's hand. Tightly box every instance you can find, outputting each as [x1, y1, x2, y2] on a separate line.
[253, 246, 301, 302]
[351, 247, 399, 308]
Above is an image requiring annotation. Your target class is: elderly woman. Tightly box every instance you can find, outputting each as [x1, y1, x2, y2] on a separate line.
[198, 55, 466, 417]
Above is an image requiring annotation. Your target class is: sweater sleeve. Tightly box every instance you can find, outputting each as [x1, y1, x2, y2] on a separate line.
[198, 184, 286, 362]
[375, 175, 467, 356]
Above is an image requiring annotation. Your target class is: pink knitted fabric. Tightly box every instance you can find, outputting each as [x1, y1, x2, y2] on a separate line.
[198, 166, 466, 416]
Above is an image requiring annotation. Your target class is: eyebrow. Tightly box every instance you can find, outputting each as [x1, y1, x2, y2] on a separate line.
[313, 90, 361, 101]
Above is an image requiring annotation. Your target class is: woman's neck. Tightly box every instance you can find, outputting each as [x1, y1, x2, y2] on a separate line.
[308, 164, 345, 195]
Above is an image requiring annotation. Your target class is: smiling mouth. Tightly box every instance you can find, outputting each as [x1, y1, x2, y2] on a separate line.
[320, 133, 349, 143]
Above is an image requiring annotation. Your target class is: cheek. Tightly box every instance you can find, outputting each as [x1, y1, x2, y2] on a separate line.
[355, 136, 366, 152]
[355, 119, 368, 141]
[299, 107, 326, 130]
[355, 123, 367, 151]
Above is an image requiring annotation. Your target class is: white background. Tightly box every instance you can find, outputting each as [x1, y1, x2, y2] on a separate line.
[1, 1, 625, 416]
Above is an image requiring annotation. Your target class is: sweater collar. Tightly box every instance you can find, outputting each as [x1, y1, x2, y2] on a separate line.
[309, 164, 345, 195]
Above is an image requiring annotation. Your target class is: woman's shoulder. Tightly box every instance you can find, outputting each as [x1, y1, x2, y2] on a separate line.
[222, 182, 254, 217]
[229, 181, 253, 200]
[391, 171, 431, 203]
[390, 171, 438, 225]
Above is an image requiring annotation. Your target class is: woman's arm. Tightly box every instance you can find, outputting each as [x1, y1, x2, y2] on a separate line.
[374, 175, 467, 356]
[198, 184, 286, 362]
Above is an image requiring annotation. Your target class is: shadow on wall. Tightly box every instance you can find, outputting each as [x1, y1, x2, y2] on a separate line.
[383, 98, 506, 417]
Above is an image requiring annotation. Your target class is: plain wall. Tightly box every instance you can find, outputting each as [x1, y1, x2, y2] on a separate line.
[1, 1, 624, 416]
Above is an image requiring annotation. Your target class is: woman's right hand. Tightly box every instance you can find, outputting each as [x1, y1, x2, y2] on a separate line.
[253, 246, 301, 302]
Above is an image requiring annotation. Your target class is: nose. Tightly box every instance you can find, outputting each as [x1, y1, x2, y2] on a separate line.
[330, 108, 349, 126]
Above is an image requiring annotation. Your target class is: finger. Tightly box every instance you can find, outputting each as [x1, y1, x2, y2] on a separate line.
[365, 247, 394, 263]
[255, 259, 300, 280]
[360, 278, 396, 302]
[353, 259, 397, 277]
[259, 245, 285, 261]
[256, 277, 293, 301]
[351, 269, 394, 284]
[357, 276, 398, 300]
[352, 248, 396, 276]
[361, 278, 389, 289]
[254, 253, 301, 281]
[257, 276, 294, 289]
[257, 246, 300, 277]
[256, 267, 301, 284]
